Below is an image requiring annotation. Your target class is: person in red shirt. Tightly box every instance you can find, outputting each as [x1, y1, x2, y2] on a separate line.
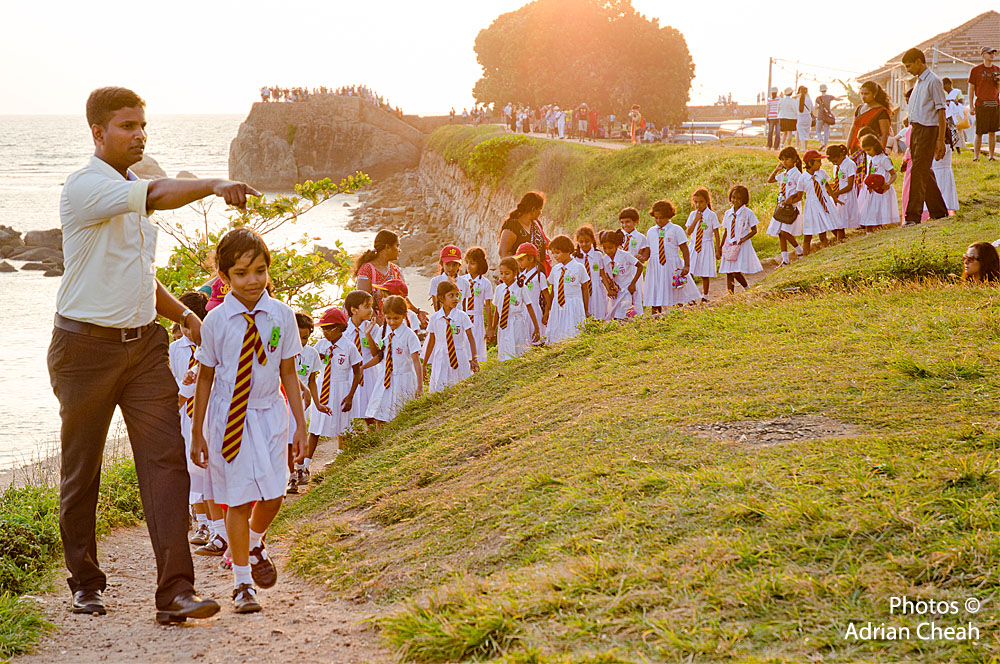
[969, 46, 999, 161]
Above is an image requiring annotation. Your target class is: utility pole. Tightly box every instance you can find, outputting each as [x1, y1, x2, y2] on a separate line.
[767, 57, 773, 99]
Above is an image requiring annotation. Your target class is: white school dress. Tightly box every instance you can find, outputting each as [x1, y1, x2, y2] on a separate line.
[308, 336, 362, 438]
[858, 153, 900, 226]
[458, 273, 493, 359]
[546, 260, 590, 343]
[931, 146, 959, 212]
[644, 223, 701, 306]
[493, 281, 531, 360]
[345, 319, 377, 423]
[427, 308, 474, 392]
[685, 210, 721, 278]
[831, 159, 860, 229]
[718, 207, 764, 275]
[574, 249, 606, 320]
[169, 336, 204, 503]
[364, 324, 422, 422]
[766, 167, 803, 237]
[797, 170, 840, 234]
[288, 344, 320, 444]
[197, 291, 302, 507]
[600, 249, 640, 320]
[622, 229, 648, 317]
[519, 267, 548, 342]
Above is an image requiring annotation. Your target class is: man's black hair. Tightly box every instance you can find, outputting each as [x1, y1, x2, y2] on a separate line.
[86, 87, 145, 127]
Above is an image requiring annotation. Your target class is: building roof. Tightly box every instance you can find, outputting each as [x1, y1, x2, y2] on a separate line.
[859, 10, 1000, 81]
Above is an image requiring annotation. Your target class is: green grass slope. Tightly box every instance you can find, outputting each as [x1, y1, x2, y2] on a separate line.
[278, 283, 1000, 663]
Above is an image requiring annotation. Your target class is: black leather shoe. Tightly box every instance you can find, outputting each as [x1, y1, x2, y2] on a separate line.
[155, 590, 221, 625]
[71, 589, 106, 615]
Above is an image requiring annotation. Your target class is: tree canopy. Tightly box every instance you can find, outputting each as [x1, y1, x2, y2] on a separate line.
[473, 0, 695, 125]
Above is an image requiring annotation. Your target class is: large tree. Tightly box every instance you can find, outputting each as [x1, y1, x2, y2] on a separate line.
[473, 0, 694, 125]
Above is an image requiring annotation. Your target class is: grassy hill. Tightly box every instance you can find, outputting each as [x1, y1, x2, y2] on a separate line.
[275, 131, 1000, 662]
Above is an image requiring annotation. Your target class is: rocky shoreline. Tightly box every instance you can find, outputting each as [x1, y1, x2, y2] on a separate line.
[0, 225, 64, 277]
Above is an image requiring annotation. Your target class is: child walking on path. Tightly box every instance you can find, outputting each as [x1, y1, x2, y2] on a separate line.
[306, 308, 362, 457]
[546, 235, 591, 343]
[344, 290, 377, 426]
[286, 312, 328, 495]
[364, 296, 423, 424]
[766, 147, 804, 265]
[826, 144, 860, 232]
[190, 229, 308, 614]
[684, 188, 721, 300]
[599, 229, 642, 319]
[574, 225, 606, 319]
[717, 186, 764, 293]
[492, 257, 540, 360]
[619, 207, 649, 317]
[645, 199, 700, 311]
[458, 247, 494, 359]
[785, 149, 840, 254]
[424, 281, 479, 392]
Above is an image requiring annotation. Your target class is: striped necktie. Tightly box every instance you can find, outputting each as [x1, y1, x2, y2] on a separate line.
[499, 289, 510, 329]
[353, 328, 364, 386]
[445, 316, 459, 369]
[222, 312, 267, 463]
[383, 331, 394, 388]
[694, 212, 704, 253]
[584, 253, 590, 274]
[557, 266, 566, 306]
[658, 229, 666, 265]
[319, 347, 332, 406]
[184, 346, 197, 418]
[465, 280, 474, 322]
[812, 175, 830, 214]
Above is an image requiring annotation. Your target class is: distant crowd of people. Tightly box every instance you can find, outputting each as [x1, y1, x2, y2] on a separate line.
[501, 102, 669, 144]
[449, 107, 490, 125]
[258, 85, 404, 118]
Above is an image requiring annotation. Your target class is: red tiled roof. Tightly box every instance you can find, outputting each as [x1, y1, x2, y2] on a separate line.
[860, 10, 999, 81]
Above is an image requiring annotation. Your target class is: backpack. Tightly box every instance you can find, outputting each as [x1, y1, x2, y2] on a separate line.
[817, 96, 835, 125]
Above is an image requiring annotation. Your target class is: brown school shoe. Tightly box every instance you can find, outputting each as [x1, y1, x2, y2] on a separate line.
[286, 475, 298, 495]
[189, 524, 211, 546]
[249, 544, 278, 589]
[194, 534, 227, 556]
[232, 583, 261, 614]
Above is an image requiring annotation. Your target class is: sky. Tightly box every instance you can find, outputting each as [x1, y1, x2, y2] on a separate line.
[2, 0, 997, 116]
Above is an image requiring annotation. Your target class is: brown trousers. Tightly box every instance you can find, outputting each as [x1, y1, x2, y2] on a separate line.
[47, 323, 194, 610]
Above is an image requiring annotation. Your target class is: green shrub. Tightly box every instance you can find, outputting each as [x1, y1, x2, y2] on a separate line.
[468, 135, 534, 183]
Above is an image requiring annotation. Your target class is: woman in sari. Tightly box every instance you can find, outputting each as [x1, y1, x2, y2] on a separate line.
[355, 229, 428, 324]
[848, 81, 893, 194]
[498, 191, 551, 274]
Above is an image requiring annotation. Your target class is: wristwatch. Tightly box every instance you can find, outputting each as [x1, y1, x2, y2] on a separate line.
[181, 308, 194, 325]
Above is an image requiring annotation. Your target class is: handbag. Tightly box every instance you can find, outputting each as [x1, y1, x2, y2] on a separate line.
[722, 242, 741, 262]
[772, 204, 799, 224]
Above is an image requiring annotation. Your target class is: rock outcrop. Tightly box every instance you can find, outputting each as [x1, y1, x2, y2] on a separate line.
[131, 154, 167, 179]
[229, 97, 425, 190]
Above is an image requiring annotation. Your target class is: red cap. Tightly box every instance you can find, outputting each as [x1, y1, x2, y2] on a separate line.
[803, 149, 823, 163]
[318, 308, 348, 327]
[440, 245, 462, 263]
[373, 278, 408, 297]
[863, 173, 886, 192]
[514, 242, 539, 258]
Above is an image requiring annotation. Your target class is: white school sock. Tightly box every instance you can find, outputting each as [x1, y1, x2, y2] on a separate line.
[295, 462, 304, 471]
[249, 528, 265, 553]
[195, 513, 209, 527]
[233, 564, 253, 588]
[794, 245, 804, 256]
[303, 458, 311, 470]
[211, 519, 227, 540]
[781, 251, 789, 263]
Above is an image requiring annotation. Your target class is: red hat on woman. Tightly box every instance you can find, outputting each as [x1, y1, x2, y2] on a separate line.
[514, 242, 539, 258]
[373, 278, 408, 297]
[440, 245, 462, 263]
[318, 308, 348, 327]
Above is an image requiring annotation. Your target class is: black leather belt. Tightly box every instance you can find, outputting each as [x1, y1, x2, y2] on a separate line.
[54, 313, 159, 343]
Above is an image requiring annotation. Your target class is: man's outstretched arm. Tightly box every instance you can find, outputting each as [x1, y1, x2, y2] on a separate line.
[146, 178, 259, 212]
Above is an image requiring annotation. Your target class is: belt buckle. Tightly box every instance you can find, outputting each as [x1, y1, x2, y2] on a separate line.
[121, 327, 142, 343]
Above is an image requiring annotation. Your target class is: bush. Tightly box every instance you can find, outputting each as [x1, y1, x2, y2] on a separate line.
[467, 134, 534, 183]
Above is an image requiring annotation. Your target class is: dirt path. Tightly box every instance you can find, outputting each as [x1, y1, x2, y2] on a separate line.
[14, 442, 393, 664]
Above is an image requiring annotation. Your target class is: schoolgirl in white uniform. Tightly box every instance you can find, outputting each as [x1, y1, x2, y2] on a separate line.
[545, 235, 591, 343]
[169, 329, 204, 506]
[307, 309, 362, 448]
[857, 135, 899, 229]
[363, 296, 423, 424]
[429, 245, 469, 311]
[573, 225, 605, 319]
[190, 229, 308, 613]
[514, 243, 550, 343]
[717, 185, 764, 293]
[766, 147, 804, 265]
[618, 207, 649, 317]
[826, 144, 860, 232]
[598, 229, 642, 320]
[343, 290, 377, 425]
[684, 188, 722, 300]
[790, 150, 840, 254]
[286, 312, 326, 494]
[644, 199, 701, 311]
[457, 247, 493, 359]
[491, 257, 539, 360]
[423, 280, 478, 392]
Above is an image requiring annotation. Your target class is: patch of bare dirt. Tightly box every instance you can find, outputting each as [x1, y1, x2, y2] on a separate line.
[14, 443, 393, 664]
[687, 415, 862, 447]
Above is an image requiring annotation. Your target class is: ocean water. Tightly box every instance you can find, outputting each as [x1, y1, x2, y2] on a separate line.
[0, 114, 401, 471]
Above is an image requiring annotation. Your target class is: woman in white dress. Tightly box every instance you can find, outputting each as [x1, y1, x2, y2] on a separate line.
[795, 86, 814, 150]
[717, 185, 764, 293]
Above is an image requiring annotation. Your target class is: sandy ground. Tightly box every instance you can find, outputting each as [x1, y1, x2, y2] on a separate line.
[14, 441, 393, 664]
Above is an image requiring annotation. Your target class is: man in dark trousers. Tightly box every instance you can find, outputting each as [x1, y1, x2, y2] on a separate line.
[901, 48, 948, 225]
[49, 87, 259, 624]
